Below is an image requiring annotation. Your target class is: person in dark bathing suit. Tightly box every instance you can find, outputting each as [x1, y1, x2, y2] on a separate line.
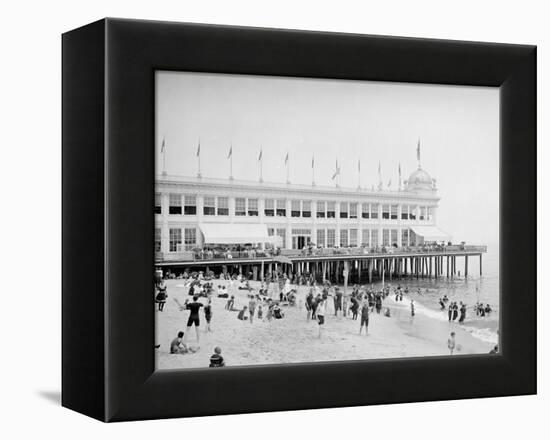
[181, 295, 203, 343]
[204, 298, 212, 332]
[459, 303, 466, 323]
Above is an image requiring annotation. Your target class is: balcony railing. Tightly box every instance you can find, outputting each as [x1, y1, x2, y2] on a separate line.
[155, 244, 487, 263]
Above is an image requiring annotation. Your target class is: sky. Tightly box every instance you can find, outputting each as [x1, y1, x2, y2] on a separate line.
[156, 71, 499, 245]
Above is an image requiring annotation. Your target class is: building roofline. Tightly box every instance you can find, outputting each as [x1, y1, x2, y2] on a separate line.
[155, 174, 440, 202]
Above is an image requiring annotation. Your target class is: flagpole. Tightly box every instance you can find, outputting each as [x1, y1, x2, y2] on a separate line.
[259, 146, 263, 183]
[312, 153, 315, 186]
[197, 138, 202, 178]
[229, 143, 233, 180]
[357, 159, 361, 189]
[285, 152, 290, 184]
[162, 136, 166, 176]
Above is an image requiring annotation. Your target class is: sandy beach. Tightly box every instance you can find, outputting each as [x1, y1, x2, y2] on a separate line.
[156, 279, 494, 370]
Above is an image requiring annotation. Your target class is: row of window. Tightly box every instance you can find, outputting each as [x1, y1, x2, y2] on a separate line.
[156, 194, 433, 220]
[155, 226, 420, 252]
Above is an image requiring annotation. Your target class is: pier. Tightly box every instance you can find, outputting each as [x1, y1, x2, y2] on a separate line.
[156, 245, 487, 284]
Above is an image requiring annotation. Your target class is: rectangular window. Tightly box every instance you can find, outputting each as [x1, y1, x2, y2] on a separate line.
[349, 203, 358, 219]
[410, 229, 417, 246]
[291, 200, 301, 217]
[217, 197, 229, 216]
[391, 205, 398, 220]
[382, 229, 390, 246]
[235, 197, 246, 216]
[276, 228, 286, 248]
[316, 201, 326, 218]
[420, 207, 426, 220]
[184, 228, 196, 250]
[362, 203, 370, 219]
[327, 229, 336, 247]
[317, 229, 326, 247]
[155, 193, 162, 214]
[349, 229, 358, 246]
[327, 202, 336, 218]
[391, 229, 398, 245]
[362, 229, 370, 247]
[203, 196, 216, 215]
[409, 206, 416, 220]
[340, 202, 348, 218]
[264, 199, 274, 216]
[169, 228, 182, 252]
[248, 198, 258, 216]
[427, 207, 433, 221]
[183, 195, 196, 215]
[401, 228, 409, 246]
[302, 201, 311, 218]
[371, 230, 379, 247]
[401, 205, 409, 220]
[382, 204, 390, 219]
[168, 194, 182, 215]
[371, 204, 379, 219]
[155, 228, 161, 252]
[268, 228, 275, 236]
[340, 229, 349, 247]
[276, 199, 286, 217]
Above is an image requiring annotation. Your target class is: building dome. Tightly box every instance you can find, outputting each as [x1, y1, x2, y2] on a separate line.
[405, 167, 436, 191]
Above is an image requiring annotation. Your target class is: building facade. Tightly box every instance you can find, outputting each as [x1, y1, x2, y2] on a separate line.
[155, 167, 448, 260]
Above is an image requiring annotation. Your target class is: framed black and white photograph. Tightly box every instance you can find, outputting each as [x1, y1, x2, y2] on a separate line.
[153, 71, 500, 370]
[62, 18, 536, 422]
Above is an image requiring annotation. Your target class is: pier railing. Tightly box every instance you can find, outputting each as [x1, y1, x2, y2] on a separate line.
[155, 244, 487, 263]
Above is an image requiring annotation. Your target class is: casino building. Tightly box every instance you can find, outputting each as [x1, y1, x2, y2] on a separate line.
[154, 164, 451, 263]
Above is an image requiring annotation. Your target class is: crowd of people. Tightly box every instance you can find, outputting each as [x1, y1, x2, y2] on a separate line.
[154, 265, 495, 366]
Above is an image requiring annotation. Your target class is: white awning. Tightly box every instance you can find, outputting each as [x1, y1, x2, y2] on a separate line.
[410, 225, 451, 242]
[199, 223, 272, 244]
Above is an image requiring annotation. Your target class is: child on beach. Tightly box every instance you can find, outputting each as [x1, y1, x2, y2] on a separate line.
[447, 332, 456, 355]
[209, 346, 225, 367]
[359, 300, 370, 335]
[170, 331, 199, 354]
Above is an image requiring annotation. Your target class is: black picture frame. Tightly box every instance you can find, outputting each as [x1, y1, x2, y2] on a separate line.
[62, 18, 536, 422]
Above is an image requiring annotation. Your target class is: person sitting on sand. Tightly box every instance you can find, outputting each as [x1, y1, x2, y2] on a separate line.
[384, 307, 391, 318]
[209, 346, 225, 367]
[447, 332, 456, 355]
[237, 306, 249, 321]
[226, 295, 235, 310]
[170, 331, 199, 354]
[484, 304, 492, 314]
[489, 345, 499, 354]
[273, 304, 284, 319]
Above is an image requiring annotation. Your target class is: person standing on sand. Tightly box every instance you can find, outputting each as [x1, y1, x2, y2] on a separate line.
[180, 295, 203, 344]
[410, 300, 415, 317]
[204, 298, 213, 332]
[316, 296, 327, 338]
[447, 332, 456, 355]
[249, 296, 257, 323]
[459, 302, 466, 324]
[359, 299, 370, 335]
[448, 303, 453, 321]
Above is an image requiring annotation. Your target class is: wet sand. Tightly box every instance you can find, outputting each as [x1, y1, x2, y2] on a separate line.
[156, 279, 493, 370]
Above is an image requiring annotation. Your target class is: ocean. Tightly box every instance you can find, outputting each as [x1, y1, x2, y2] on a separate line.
[362, 246, 500, 345]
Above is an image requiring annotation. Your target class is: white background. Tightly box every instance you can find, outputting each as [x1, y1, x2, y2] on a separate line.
[0, 0, 546, 437]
